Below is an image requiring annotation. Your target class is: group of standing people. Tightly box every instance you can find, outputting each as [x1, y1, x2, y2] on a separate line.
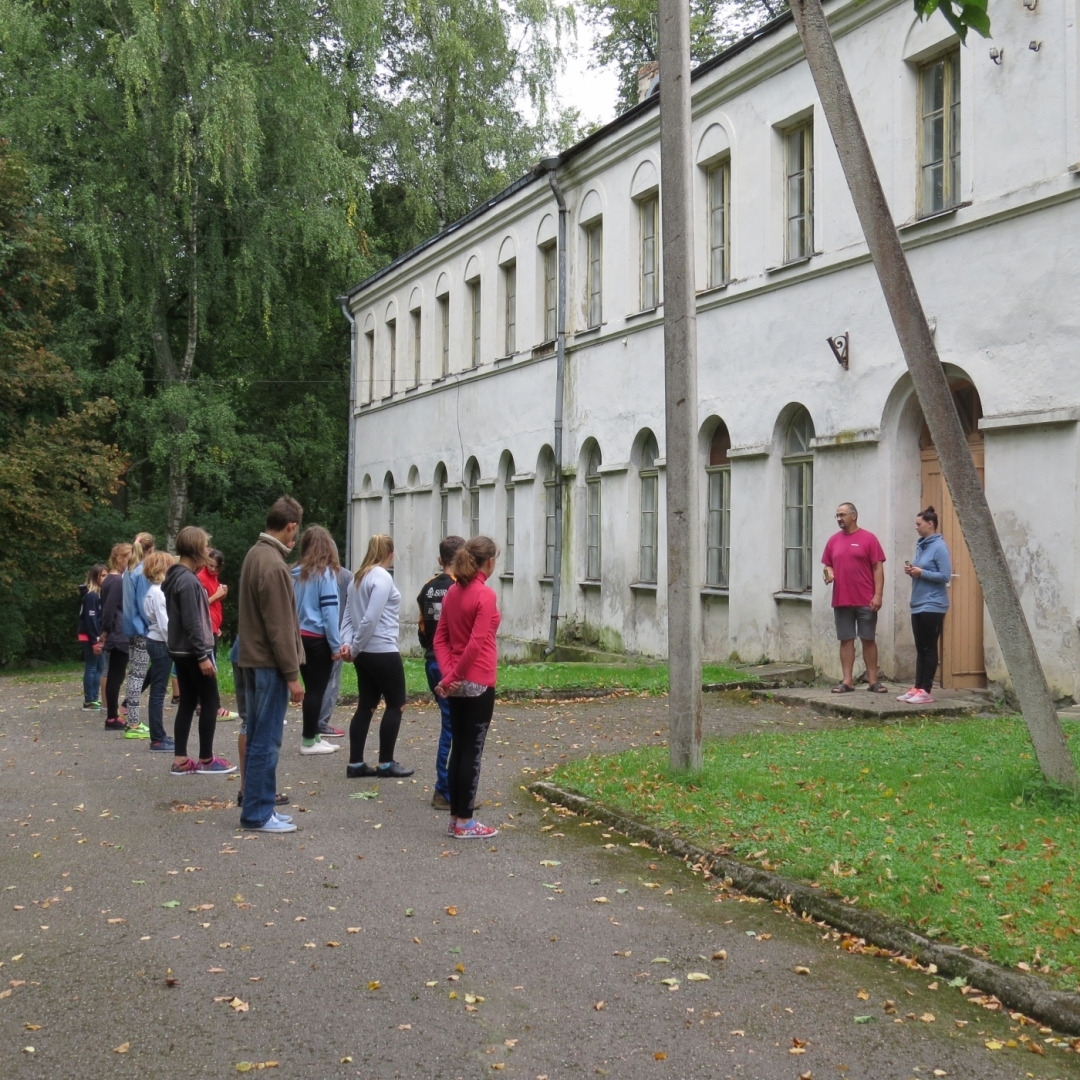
[823, 502, 952, 704]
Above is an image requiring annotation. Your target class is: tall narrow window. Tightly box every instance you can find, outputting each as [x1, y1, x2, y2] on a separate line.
[410, 308, 421, 386]
[365, 329, 375, 403]
[783, 408, 815, 592]
[504, 455, 516, 575]
[503, 261, 516, 355]
[468, 280, 481, 367]
[707, 161, 730, 287]
[638, 435, 659, 583]
[585, 446, 602, 581]
[784, 122, 814, 262]
[586, 222, 603, 329]
[467, 462, 480, 538]
[639, 195, 659, 310]
[387, 319, 397, 396]
[705, 423, 731, 588]
[436, 465, 448, 539]
[386, 474, 396, 540]
[438, 293, 450, 376]
[544, 470, 557, 578]
[542, 244, 557, 343]
[920, 50, 961, 215]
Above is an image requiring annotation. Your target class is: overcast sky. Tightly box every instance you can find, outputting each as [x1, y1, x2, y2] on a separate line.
[552, 18, 621, 130]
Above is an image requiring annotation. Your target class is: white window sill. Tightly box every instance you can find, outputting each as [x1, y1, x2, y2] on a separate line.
[574, 325, 602, 339]
[696, 282, 730, 297]
[579, 579, 601, 589]
[539, 576, 554, 585]
[765, 254, 819, 275]
[630, 581, 657, 592]
[700, 586, 729, 597]
[899, 201, 970, 230]
[773, 590, 813, 603]
[499, 573, 514, 581]
[625, 305, 661, 321]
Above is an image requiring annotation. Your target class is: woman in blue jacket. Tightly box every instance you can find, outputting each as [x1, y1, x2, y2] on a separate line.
[291, 525, 343, 756]
[899, 506, 952, 705]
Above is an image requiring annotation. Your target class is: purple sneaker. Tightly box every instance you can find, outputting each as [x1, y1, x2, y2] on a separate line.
[194, 756, 238, 775]
[170, 758, 199, 776]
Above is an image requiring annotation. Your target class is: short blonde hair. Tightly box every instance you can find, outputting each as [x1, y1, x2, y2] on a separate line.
[142, 550, 175, 584]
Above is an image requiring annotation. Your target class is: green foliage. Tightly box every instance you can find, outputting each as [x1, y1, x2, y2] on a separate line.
[0, 146, 126, 663]
[582, 0, 782, 113]
[554, 718, 1080, 987]
[913, 0, 991, 40]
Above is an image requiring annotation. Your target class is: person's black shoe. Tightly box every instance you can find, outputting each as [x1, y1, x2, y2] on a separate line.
[347, 762, 379, 778]
[377, 761, 414, 778]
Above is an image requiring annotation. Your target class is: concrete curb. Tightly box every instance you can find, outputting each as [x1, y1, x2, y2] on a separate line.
[529, 779, 1080, 1036]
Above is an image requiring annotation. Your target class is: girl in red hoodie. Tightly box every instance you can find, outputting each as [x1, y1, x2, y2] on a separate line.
[433, 535, 501, 839]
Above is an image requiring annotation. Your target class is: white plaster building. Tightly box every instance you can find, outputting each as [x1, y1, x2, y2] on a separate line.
[343, 0, 1080, 699]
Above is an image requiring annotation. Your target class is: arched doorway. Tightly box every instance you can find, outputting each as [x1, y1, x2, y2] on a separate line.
[919, 381, 986, 689]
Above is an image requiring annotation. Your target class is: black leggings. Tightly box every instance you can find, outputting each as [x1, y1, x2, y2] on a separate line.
[448, 688, 495, 820]
[350, 652, 406, 765]
[911, 611, 945, 692]
[173, 655, 221, 760]
[300, 636, 334, 740]
[104, 648, 128, 721]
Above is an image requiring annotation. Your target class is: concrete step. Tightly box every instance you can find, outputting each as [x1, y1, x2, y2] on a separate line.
[755, 682, 985, 721]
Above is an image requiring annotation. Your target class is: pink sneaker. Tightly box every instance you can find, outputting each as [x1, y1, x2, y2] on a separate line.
[170, 758, 198, 776]
[453, 820, 498, 840]
[907, 689, 935, 705]
[896, 687, 918, 702]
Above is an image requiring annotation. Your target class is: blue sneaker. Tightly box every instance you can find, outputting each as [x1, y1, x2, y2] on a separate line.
[194, 756, 237, 775]
[245, 816, 296, 833]
[149, 737, 176, 753]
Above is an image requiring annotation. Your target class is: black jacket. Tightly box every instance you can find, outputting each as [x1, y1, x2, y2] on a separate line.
[78, 585, 103, 640]
[162, 564, 215, 662]
[100, 573, 128, 652]
[417, 571, 454, 663]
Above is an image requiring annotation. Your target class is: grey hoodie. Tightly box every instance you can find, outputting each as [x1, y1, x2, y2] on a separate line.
[162, 564, 215, 662]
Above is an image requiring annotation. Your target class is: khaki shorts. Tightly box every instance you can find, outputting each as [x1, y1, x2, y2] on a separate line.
[834, 605, 877, 641]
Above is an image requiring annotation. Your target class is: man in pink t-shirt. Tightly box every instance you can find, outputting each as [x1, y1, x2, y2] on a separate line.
[822, 502, 886, 693]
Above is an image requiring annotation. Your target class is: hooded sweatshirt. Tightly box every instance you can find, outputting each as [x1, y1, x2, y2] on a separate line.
[78, 584, 103, 641]
[162, 563, 216, 662]
[909, 532, 952, 614]
[100, 572, 128, 651]
[341, 566, 400, 655]
[291, 565, 341, 652]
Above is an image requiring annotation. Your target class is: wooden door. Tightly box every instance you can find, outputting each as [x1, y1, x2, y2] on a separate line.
[919, 438, 986, 688]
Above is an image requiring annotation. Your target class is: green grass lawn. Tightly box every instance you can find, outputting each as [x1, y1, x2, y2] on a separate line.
[552, 718, 1080, 989]
[214, 656, 749, 698]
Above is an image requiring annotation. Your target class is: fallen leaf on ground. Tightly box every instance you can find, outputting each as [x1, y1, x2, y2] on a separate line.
[445, 906, 458, 916]
[326, 941, 340, 947]
[539, 860, 560, 867]
[856, 989, 869, 1001]
[654, 1052, 667, 1060]
[729, 1030, 744, 1036]
[711, 950, 727, 961]
[347, 927, 361, 934]
[660, 978, 679, 987]
[107, 918, 126, 924]
[368, 981, 381, 991]
[793, 966, 810, 975]
[984, 1040, 1003, 1050]
[594, 1001, 605, 1010]
[919, 1013, 935, 1023]
[651, 957, 670, 964]
[398, 1024, 412, 1030]
[114, 1042, 131, 1053]
[23, 1023, 41, 1031]
[686, 973, 710, 982]
[425, 981, 437, 987]
[340, 1057, 353, 1064]
[592, 897, 609, 904]
[853, 1016, 874, 1024]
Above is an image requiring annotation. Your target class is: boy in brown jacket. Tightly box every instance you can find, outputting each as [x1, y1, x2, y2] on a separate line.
[237, 496, 305, 832]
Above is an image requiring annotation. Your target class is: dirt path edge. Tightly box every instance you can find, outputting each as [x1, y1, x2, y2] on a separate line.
[529, 779, 1080, 1036]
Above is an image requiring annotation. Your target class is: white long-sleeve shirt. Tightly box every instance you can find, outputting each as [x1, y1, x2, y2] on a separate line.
[340, 566, 400, 654]
[144, 583, 169, 643]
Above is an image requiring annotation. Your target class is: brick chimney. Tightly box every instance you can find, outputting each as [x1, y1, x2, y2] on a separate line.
[637, 61, 660, 103]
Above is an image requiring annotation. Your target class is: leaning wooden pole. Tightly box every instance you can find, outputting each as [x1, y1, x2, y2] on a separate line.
[658, 0, 703, 771]
[789, 0, 1078, 789]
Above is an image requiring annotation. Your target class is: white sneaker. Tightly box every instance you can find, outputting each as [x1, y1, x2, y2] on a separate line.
[300, 739, 340, 755]
[896, 687, 918, 702]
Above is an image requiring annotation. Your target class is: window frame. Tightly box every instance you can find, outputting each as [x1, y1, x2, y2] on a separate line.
[543, 478, 557, 578]
[505, 478, 515, 575]
[437, 293, 450, 377]
[637, 436, 659, 584]
[639, 194, 659, 311]
[364, 328, 375, 404]
[784, 121, 814, 263]
[542, 243, 557, 344]
[707, 160, 730, 287]
[586, 222, 603, 329]
[585, 447, 602, 582]
[467, 463, 480, 538]
[467, 279, 481, 368]
[386, 318, 397, 397]
[782, 411, 815, 593]
[918, 49, 961, 217]
[503, 260, 517, 356]
[410, 307, 421, 387]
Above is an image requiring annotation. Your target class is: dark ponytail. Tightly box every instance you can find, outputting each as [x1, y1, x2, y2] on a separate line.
[917, 505, 939, 529]
[450, 535, 498, 586]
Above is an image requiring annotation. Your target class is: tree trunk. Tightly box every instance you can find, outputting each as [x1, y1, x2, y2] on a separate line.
[789, 0, 1078, 790]
[166, 455, 188, 553]
[658, 0, 703, 771]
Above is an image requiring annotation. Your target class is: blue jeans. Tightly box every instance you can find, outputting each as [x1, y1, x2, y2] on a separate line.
[144, 639, 171, 743]
[426, 658, 453, 798]
[82, 642, 104, 704]
[240, 667, 289, 829]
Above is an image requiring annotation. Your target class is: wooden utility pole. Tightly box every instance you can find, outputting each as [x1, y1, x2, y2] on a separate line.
[789, 0, 1078, 789]
[658, 0, 703, 771]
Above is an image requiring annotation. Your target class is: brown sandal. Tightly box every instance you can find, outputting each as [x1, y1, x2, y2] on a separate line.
[831, 682, 855, 693]
[867, 682, 888, 693]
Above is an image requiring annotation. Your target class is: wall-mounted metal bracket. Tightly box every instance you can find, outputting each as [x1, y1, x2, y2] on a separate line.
[827, 332, 850, 369]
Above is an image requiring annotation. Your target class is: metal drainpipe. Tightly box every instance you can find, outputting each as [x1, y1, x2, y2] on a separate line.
[539, 157, 567, 657]
[338, 296, 357, 568]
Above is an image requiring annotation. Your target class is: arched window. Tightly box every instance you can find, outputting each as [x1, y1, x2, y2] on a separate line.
[783, 409, 815, 592]
[705, 422, 731, 588]
[467, 461, 480, 538]
[543, 455, 557, 578]
[503, 454, 516, 574]
[384, 472, 396, 540]
[638, 434, 659, 583]
[435, 463, 448, 539]
[585, 445, 602, 581]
